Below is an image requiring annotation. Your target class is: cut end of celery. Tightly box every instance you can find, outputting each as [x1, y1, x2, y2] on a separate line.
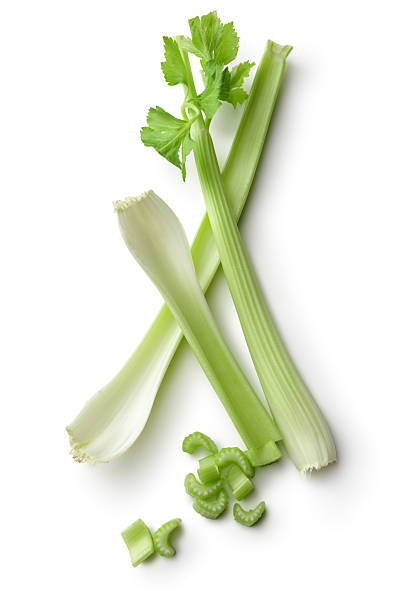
[113, 191, 155, 212]
[65, 427, 105, 465]
[266, 40, 293, 60]
[66, 428, 96, 464]
[283, 422, 337, 473]
[246, 440, 282, 467]
[301, 456, 337, 474]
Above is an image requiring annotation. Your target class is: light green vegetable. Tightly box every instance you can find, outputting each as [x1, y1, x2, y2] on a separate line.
[233, 501, 265, 526]
[153, 518, 182, 557]
[216, 447, 254, 478]
[225, 465, 254, 500]
[66, 39, 289, 464]
[193, 489, 229, 519]
[115, 191, 280, 465]
[121, 519, 155, 567]
[182, 431, 218, 455]
[184, 473, 224, 499]
[197, 454, 220, 483]
[245, 441, 282, 468]
[140, 10, 336, 472]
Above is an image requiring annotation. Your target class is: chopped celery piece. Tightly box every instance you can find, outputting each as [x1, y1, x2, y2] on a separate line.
[121, 519, 155, 567]
[233, 501, 266, 527]
[197, 455, 219, 483]
[193, 489, 229, 519]
[66, 39, 288, 465]
[182, 431, 218, 455]
[153, 518, 182, 558]
[226, 465, 254, 500]
[216, 447, 254, 478]
[115, 192, 280, 464]
[184, 473, 224, 499]
[192, 501, 219, 520]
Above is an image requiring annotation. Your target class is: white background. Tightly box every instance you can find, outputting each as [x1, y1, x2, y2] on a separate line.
[1, 0, 407, 609]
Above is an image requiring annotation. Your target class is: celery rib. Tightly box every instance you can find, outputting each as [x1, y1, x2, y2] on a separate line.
[192, 121, 336, 470]
[116, 191, 281, 464]
[182, 44, 336, 472]
[66, 42, 289, 464]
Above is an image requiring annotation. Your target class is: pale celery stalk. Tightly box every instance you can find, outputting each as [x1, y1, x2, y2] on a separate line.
[179, 43, 336, 472]
[66, 41, 289, 464]
[115, 191, 280, 465]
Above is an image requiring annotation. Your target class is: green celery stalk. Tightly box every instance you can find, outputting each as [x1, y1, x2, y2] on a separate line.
[115, 191, 281, 465]
[66, 41, 290, 463]
[179, 41, 336, 472]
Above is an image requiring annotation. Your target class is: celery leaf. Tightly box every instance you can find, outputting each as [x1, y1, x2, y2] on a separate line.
[181, 11, 238, 66]
[191, 61, 224, 119]
[220, 61, 255, 108]
[230, 61, 255, 89]
[214, 21, 239, 65]
[140, 106, 193, 179]
[161, 37, 188, 86]
[188, 11, 223, 61]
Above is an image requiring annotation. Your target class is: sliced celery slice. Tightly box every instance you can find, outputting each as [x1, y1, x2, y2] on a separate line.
[197, 455, 220, 483]
[121, 519, 155, 567]
[184, 473, 224, 499]
[226, 465, 254, 501]
[153, 518, 181, 558]
[233, 501, 266, 526]
[216, 447, 254, 478]
[182, 431, 218, 455]
[193, 489, 229, 519]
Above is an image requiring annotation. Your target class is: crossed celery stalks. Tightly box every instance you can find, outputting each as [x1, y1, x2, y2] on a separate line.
[67, 34, 336, 472]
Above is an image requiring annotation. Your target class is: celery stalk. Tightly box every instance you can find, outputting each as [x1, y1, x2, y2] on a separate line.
[115, 191, 281, 464]
[180, 44, 336, 472]
[66, 41, 289, 464]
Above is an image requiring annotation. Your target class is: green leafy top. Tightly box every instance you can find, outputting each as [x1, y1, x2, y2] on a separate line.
[140, 106, 194, 180]
[179, 11, 239, 65]
[161, 37, 188, 86]
[141, 11, 254, 179]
